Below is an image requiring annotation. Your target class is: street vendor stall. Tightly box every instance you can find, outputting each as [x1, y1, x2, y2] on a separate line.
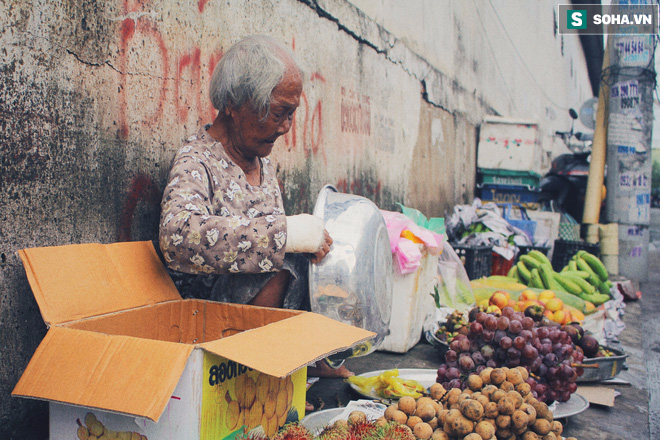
[294, 191, 631, 440]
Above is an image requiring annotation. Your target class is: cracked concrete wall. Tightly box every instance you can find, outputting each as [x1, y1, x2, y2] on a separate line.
[0, 0, 591, 437]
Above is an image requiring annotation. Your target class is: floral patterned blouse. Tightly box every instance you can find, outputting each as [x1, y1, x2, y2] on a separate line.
[159, 126, 287, 275]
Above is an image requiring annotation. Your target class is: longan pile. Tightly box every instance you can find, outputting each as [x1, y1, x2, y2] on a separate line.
[380, 367, 580, 440]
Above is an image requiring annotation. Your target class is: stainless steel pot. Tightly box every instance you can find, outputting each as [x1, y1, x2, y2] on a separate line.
[309, 185, 393, 366]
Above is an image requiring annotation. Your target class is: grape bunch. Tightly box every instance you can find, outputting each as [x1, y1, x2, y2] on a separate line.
[435, 306, 584, 404]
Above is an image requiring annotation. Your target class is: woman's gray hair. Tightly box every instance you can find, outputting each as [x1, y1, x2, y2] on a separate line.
[209, 35, 301, 120]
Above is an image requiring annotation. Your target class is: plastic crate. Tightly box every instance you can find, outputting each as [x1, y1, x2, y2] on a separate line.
[477, 183, 541, 206]
[478, 168, 541, 188]
[450, 243, 493, 280]
[551, 239, 600, 272]
[515, 245, 551, 264]
[491, 252, 514, 276]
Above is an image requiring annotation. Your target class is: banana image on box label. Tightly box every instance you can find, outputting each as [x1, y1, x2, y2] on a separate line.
[76, 412, 147, 440]
[222, 371, 296, 437]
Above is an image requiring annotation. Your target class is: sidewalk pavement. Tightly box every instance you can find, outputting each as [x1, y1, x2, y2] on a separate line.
[306, 209, 660, 440]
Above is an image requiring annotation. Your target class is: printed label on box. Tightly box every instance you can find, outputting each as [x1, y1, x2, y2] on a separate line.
[201, 352, 306, 439]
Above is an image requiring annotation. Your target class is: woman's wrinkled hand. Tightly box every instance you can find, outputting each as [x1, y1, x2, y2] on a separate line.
[309, 229, 333, 264]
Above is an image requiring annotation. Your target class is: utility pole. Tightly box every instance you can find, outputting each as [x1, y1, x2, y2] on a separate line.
[603, 1, 656, 282]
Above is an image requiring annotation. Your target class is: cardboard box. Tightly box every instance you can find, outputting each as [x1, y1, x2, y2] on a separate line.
[12, 241, 375, 440]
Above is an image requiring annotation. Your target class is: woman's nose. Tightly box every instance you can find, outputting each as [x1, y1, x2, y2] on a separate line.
[277, 115, 293, 135]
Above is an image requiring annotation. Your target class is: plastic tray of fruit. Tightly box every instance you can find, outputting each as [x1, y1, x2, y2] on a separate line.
[576, 346, 628, 382]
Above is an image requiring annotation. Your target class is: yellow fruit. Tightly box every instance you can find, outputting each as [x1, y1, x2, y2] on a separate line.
[278, 409, 288, 428]
[520, 289, 538, 301]
[256, 373, 270, 404]
[117, 432, 131, 440]
[240, 376, 257, 408]
[584, 301, 596, 313]
[538, 290, 555, 302]
[401, 230, 424, 243]
[269, 376, 281, 395]
[88, 421, 104, 438]
[545, 298, 564, 313]
[552, 310, 567, 325]
[84, 413, 98, 429]
[489, 291, 509, 309]
[266, 415, 279, 437]
[225, 400, 241, 430]
[264, 391, 277, 418]
[285, 376, 294, 407]
[276, 386, 288, 417]
[235, 372, 247, 400]
[77, 426, 90, 440]
[247, 402, 263, 429]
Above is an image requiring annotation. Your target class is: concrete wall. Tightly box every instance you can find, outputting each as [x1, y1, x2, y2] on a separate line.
[0, 0, 592, 437]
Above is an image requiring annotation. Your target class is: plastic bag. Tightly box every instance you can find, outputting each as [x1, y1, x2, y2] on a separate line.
[431, 241, 476, 313]
[380, 209, 444, 275]
[445, 199, 531, 261]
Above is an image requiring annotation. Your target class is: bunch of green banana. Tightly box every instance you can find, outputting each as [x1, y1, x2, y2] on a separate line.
[559, 251, 613, 305]
[506, 249, 612, 306]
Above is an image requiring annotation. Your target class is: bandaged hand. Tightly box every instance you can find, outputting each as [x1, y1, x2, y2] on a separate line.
[285, 214, 326, 253]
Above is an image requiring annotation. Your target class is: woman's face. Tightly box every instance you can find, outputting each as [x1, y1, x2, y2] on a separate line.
[229, 68, 303, 159]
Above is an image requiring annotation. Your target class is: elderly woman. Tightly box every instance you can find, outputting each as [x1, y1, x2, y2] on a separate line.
[159, 36, 349, 383]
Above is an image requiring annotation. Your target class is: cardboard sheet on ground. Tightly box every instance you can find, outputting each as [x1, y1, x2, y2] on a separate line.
[576, 386, 619, 407]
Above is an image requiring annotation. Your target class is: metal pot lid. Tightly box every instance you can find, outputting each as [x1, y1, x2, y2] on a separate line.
[309, 185, 393, 358]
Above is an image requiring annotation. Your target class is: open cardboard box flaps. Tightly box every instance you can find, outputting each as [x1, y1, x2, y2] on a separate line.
[13, 241, 376, 424]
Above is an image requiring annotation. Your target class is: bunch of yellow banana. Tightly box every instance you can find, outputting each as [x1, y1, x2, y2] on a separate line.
[506, 250, 612, 306]
[225, 372, 294, 437]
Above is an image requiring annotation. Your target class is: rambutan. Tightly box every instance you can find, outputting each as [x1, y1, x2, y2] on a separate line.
[270, 422, 314, 440]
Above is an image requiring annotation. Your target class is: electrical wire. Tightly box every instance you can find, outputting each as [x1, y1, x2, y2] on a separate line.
[487, 0, 574, 111]
[472, 0, 517, 111]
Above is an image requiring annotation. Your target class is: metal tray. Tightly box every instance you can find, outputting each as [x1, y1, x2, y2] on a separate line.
[576, 346, 628, 382]
[309, 185, 393, 364]
[552, 393, 590, 419]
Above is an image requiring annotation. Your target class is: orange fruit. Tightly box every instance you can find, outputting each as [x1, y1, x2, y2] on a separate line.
[489, 291, 509, 309]
[538, 290, 555, 302]
[520, 289, 538, 301]
[552, 309, 567, 324]
[545, 298, 564, 313]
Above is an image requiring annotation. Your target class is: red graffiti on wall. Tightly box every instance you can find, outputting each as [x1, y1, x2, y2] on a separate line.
[117, 1, 223, 138]
[117, 3, 170, 139]
[335, 178, 382, 199]
[119, 173, 161, 241]
[283, 71, 326, 160]
[176, 48, 201, 123]
[198, 0, 210, 12]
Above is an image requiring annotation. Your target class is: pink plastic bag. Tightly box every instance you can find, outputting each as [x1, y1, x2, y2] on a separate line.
[380, 210, 444, 274]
